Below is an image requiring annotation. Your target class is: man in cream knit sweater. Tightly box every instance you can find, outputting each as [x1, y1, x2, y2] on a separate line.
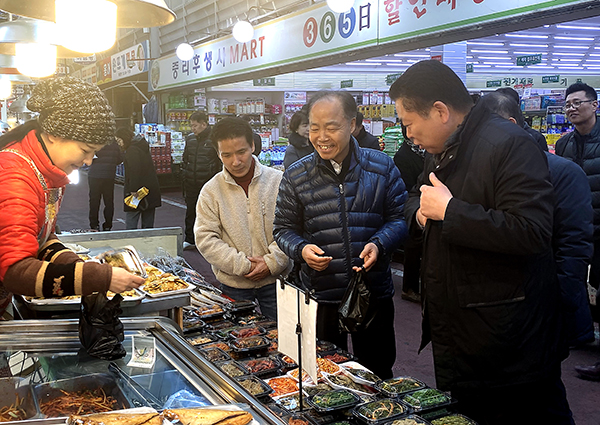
[195, 117, 290, 319]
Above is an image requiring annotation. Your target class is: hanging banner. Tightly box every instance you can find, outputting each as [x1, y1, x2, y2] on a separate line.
[150, 0, 379, 91]
[97, 57, 112, 85]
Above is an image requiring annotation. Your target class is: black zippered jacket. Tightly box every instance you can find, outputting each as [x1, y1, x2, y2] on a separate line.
[405, 103, 563, 391]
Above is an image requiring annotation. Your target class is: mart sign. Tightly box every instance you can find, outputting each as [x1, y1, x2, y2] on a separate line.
[516, 54, 542, 66]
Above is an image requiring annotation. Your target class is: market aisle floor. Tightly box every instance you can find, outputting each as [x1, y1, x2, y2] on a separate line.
[57, 172, 600, 424]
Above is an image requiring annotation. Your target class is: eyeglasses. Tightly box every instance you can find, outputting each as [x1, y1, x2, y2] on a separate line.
[564, 99, 596, 110]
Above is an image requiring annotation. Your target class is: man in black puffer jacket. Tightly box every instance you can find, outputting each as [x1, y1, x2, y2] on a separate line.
[182, 112, 221, 249]
[88, 141, 122, 231]
[274, 91, 408, 379]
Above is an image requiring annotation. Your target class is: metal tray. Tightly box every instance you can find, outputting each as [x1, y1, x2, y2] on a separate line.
[97, 246, 148, 278]
[20, 288, 145, 307]
[34, 373, 132, 418]
[0, 378, 39, 421]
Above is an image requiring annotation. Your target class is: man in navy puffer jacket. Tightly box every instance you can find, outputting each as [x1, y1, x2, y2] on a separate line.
[274, 91, 408, 379]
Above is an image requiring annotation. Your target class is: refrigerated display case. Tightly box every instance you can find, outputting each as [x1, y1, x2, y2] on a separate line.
[0, 317, 284, 425]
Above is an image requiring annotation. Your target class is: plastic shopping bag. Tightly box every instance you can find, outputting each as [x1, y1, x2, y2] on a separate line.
[338, 269, 377, 333]
[79, 292, 126, 360]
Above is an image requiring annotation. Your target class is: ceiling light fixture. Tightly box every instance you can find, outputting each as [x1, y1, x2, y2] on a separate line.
[55, 0, 116, 53]
[466, 41, 504, 46]
[326, 0, 355, 13]
[0, 75, 11, 99]
[505, 34, 548, 39]
[554, 45, 590, 49]
[552, 52, 585, 56]
[555, 36, 594, 41]
[393, 53, 429, 58]
[478, 56, 512, 60]
[509, 43, 548, 48]
[232, 20, 254, 43]
[470, 49, 508, 54]
[557, 25, 600, 30]
[0, 0, 175, 27]
[513, 51, 548, 55]
[176, 42, 194, 61]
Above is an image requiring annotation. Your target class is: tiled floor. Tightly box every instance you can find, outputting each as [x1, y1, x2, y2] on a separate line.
[56, 172, 600, 424]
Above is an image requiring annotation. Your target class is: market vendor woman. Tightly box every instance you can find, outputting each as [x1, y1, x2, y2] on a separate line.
[0, 76, 145, 319]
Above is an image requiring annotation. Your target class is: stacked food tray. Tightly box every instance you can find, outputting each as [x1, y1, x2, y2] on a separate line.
[181, 314, 479, 425]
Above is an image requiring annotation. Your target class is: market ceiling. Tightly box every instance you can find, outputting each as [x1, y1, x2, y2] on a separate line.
[314, 15, 600, 76]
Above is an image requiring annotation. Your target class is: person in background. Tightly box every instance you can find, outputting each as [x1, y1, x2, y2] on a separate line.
[274, 91, 408, 379]
[0, 76, 144, 319]
[392, 60, 571, 424]
[393, 125, 425, 303]
[195, 117, 290, 319]
[241, 114, 263, 156]
[116, 128, 162, 230]
[283, 111, 313, 169]
[182, 112, 220, 250]
[352, 111, 381, 150]
[482, 91, 594, 349]
[87, 141, 122, 231]
[555, 82, 600, 380]
[496, 87, 548, 152]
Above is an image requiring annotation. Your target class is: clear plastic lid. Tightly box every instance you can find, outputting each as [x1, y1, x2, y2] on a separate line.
[235, 376, 273, 398]
[307, 388, 361, 412]
[430, 414, 477, 425]
[401, 389, 451, 411]
[97, 246, 147, 278]
[376, 376, 426, 397]
[353, 398, 408, 425]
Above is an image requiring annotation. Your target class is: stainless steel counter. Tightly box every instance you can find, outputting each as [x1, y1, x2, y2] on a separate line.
[0, 318, 283, 425]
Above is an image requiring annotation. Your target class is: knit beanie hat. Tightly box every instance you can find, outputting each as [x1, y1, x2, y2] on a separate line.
[27, 76, 116, 146]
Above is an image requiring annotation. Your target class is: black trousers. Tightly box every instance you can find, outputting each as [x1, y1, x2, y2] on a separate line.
[317, 297, 396, 379]
[451, 364, 574, 425]
[184, 186, 201, 244]
[88, 177, 115, 230]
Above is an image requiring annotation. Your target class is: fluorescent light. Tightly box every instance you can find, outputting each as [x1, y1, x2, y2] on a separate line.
[555, 36, 595, 41]
[552, 52, 585, 56]
[478, 56, 512, 60]
[552, 63, 578, 67]
[589, 53, 600, 57]
[528, 65, 555, 69]
[466, 41, 504, 46]
[466, 55, 473, 59]
[346, 62, 379, 65]
[366, 59, 404, 63]
[557, 25, 600, 30]
[494, 65, 516, 68]
[513, 51, 548, 55]
[509, 43, 548, 48]
[505, 34, 548, 39]
[554, 45, 590, 49]
[393, 53, 430, 58]
[555, 58, 581, 62]
[470, 49, 508, 54]
[483, 62, 514, 65]
[585, 59, 600, 62]
[473, 65, 491, 68]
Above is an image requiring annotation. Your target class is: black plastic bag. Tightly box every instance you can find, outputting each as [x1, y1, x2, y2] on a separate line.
[79, 292, 126, 360]
[338, 270, 377, 332]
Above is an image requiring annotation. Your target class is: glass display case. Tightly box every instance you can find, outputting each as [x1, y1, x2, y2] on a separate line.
[0, 317, 283, 425]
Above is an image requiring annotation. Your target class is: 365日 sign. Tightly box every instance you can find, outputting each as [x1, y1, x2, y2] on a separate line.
[253, 77, 276, 86]
[542, 75, 560, 84]
[341, 79, 353, 88]
[516, 54, 542, 66]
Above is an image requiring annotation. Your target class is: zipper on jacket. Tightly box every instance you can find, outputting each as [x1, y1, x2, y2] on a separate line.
[338, 183, 353, 274]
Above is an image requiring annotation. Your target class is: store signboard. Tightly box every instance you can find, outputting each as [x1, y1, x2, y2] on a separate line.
[253, 77, 276, 86]
[385, 72, 402, 85]
[73, 54, 96, 64]
[542, 75, 560, 84]
[466, 63, 474, 73]
[341, 79, 353, 88]
[516, 54, 542, 66]
[486, 79, 502, 88]
[97, 57, 112, 85]
[111, 41, 149, 82]
[378, 0, 588, 44]
[150, 1, 379, 91]
[80, 63, 97, 85]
